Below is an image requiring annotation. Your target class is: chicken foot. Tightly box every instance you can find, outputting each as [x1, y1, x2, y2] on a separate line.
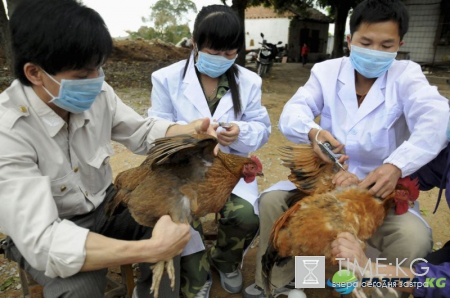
[150, 261, 165, 298]
[149, 258, 176, 298]
[166, 258, 175, 289]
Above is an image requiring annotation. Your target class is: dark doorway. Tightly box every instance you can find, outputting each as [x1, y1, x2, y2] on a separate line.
[310, 29, 320, 52]
[300, 27, 309, 49]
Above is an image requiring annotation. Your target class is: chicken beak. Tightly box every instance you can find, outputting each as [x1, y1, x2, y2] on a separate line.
[257, 172, 264, 177]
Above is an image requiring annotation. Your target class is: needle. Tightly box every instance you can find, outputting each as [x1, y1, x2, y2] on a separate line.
[315, 129, 346, 171]
[218, 122, 233, 128]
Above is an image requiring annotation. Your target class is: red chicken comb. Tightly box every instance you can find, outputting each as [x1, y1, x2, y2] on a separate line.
[250, 155, 263, 171]
[396, 176, 420, 201]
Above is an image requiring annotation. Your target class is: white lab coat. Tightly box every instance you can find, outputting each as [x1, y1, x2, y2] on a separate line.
[268, 57, 449, 223]
[148, 53, 271, 255]
[279, 57, 449, 180]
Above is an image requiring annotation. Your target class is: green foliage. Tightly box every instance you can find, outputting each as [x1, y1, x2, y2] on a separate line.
[126, 26, 158, 40]
[127, 23, 191, 44]
[148, 0, 197, 26]
[271, 0, 314, 11]
[164, 24, 191, 44]
[315, 0, 363, 17]
[127, 0, 196, 44]
[147, 0, 196, 35]
[127, 24, 191, 44]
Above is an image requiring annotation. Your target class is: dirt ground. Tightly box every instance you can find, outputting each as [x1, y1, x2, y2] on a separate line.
[1, 40, 450, 298]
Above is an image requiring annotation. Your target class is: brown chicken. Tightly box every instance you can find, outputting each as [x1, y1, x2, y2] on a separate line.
[261, 144, 419, 297]
[105, 134, 263, 298]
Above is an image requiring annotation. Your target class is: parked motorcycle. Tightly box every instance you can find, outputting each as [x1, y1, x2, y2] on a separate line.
[274, 44, 287, 62]
[255, 33, 282, 76]
[245, 49, 258, 63]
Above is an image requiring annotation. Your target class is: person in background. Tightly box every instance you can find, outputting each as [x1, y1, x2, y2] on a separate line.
[147, 4, 271, 298]
[301, 43, 309, 67]
[243, 0, 449, 297]
[0, 0, 217, 297]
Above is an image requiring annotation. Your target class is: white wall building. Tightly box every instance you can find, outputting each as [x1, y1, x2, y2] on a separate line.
[245, 6, 332, 62]
[244, 18, 291, 51]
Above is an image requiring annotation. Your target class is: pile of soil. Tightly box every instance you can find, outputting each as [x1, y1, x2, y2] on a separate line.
[0, 39, 191, 92]
[110, 39, 190, 63]
[103, 39, 190, 90]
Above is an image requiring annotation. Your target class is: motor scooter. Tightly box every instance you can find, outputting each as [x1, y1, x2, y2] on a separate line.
[255, 33, 282, 76]
[245, 49, 258, 63]
[274, 44, 287, 62]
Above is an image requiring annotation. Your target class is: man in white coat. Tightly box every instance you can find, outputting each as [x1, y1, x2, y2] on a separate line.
[244, 0, 449, 297]
[147, 5, 271, 298]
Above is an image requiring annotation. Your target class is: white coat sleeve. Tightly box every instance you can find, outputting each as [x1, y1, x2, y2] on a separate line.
[228, 77, 271, 153]
[278, 69, 324, 144]
[148, 72, 188, 125]
[384, 62, 449, 176]
[107, 87, 173, 155]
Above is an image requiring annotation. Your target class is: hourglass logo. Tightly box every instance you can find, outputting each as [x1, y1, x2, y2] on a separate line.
[295, 256, 325, 288]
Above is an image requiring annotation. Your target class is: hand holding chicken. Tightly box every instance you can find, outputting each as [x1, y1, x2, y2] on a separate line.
[105, 133, 263, 297]
[261, 144, 419, 297]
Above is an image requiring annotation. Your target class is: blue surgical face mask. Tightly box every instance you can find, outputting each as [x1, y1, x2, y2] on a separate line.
[41, 68, 104, 114]
[350, 45, 397, 78]
[195, 49, 237, 78]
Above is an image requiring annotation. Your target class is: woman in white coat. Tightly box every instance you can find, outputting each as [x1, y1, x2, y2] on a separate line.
[148, 5, 271, 298]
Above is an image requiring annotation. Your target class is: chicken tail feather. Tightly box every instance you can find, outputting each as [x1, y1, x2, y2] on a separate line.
[104, 188, 127, 218]
[279, 145, 335, 194]
[146, 134, 217, 168]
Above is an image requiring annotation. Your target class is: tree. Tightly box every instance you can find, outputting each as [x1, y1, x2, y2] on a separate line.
[219, 0, 315, 65]
[220, 0, 362, 65]
[0, 0, 22, 70]
[126, 26, 159, 41]
[144, 0, 197, 42]
[315, 0, 363, 58]
[164, 24, 191, 44]
[270, 0, 363, 58]
[218, 0, 267, 66]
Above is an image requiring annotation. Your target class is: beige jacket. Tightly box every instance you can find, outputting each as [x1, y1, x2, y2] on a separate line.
[0, 80, 172, 278]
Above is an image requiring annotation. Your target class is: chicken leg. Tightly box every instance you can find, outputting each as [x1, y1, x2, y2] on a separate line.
[149, 258, 175, 298]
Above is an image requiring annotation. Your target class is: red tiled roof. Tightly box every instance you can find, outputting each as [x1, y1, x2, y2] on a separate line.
[245, 6, 295, 19]
[245, 5, 333, 23]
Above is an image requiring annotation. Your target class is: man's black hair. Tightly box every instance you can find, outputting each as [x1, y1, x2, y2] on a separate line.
[9, 0, 113, 86]
[183, 5, 244, 117]
[350, 0, 409, 40]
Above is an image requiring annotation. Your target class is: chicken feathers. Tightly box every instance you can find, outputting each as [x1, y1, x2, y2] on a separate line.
[279, 145, 336, 195]
[104, 134, 263, 298]
[262, 144, 418, 296]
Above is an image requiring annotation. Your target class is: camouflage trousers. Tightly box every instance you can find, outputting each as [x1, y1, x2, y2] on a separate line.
[180, 194, 259, 298]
